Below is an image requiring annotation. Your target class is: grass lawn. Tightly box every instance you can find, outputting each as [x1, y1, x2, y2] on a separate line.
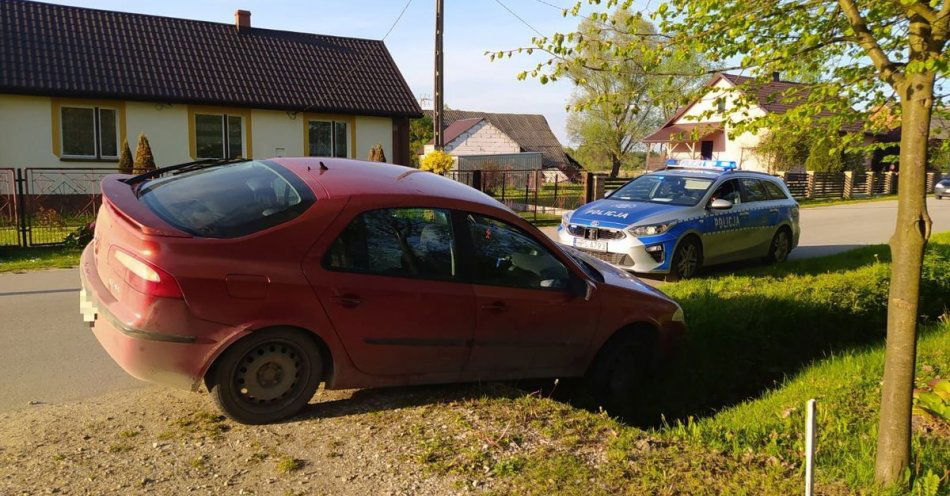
[798, 194, 899, 208]
[518, 211, 562, 227]
[406, 232, 950, 495]
[0, 245, 83, 272]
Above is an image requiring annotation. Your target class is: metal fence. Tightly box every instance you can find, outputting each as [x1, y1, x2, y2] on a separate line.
[0, 167, 113, 248]
[446, 168, 585, 220]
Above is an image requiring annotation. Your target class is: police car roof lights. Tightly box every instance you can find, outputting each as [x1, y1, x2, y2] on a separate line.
[665, 159, 737, 171]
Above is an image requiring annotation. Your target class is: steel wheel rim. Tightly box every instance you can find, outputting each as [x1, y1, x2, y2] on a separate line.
[235, 341, 308, 407]
[774, 232, 790, 261]
[677, 243, 698, 277]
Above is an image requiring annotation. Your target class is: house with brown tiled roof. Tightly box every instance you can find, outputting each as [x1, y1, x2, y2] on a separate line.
[643, 73, 842, 172]
[0, 0, 422, 169]
[422, 110, 581, 175]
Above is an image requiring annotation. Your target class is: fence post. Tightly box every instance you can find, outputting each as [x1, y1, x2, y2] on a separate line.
[594, 174, 606, 200]
[867, 171, 876, 197]
[883, 172, 895, 195]
[14, 168, 27, 248]
[842, 171, 854, 199]
[583, 172, 595, 204]
[805, 171, 816, 199]
[471, 169, 482, 192]
[925, 172, 935, 193]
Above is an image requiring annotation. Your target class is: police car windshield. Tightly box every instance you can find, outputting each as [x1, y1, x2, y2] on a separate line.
[611, 174, 714, 206]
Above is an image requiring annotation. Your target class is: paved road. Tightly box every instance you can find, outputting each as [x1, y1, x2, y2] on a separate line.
[1, 198, 948, 412]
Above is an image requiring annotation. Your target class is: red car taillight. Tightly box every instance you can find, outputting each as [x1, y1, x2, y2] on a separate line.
[109, 248, 183, 298]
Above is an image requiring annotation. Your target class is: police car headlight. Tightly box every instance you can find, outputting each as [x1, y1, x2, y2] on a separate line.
[561, 210, 575, 227]
[628, 221, 677, 237]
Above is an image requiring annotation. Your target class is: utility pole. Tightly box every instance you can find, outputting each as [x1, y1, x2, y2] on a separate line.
[433, 0, 444, 150]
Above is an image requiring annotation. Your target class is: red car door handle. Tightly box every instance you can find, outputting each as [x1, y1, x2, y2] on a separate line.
[481, 301, 507, 312]
[328, 294, 362, 308]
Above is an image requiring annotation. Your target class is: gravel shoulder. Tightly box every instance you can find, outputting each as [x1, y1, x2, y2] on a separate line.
[0, 385, 467, 496]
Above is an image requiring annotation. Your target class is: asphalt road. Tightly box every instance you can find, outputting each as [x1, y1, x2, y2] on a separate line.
[1, 198, 948, 412]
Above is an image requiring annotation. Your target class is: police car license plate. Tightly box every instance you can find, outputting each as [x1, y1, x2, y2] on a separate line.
[574, 238, 608, 252]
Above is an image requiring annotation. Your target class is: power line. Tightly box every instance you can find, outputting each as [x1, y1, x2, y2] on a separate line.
[494, 0, 545, 37]
[382, 0, 414, 41]
[299, 0, 414, 115]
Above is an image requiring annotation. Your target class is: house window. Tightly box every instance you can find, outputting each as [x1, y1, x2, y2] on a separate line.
[61, 106, 118, 159]
[308, 120, 348, 158]
[195, 114, 244, 159]
[716, 98, 726, 113]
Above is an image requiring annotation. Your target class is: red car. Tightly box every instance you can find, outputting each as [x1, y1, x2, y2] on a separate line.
[79, 158, 685, 424]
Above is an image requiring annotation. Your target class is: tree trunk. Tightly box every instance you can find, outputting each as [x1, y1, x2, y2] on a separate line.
[609, 155, 622, 178]
[874, 71, 934, 485]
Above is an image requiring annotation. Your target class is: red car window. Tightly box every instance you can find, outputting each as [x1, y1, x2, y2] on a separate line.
[464, 214, 569, 290]
[324, 208, 456, 281]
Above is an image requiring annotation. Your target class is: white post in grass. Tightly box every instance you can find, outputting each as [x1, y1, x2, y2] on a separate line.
[805, 398, 817, 496]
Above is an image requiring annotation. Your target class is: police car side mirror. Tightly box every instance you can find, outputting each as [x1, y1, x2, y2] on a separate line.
[709, 198, 733, 210]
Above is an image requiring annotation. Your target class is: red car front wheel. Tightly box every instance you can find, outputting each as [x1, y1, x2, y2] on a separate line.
[208, 328, 323, 424]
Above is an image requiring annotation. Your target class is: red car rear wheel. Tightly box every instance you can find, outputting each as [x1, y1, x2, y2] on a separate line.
[208, 328, 322, 424]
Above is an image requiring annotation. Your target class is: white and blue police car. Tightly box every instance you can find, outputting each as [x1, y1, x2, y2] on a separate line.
[557, 159, 800, 280]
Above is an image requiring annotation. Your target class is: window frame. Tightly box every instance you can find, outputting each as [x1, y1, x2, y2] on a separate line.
[306, 118, 350, 158]
[59, 104, 120, 160]
[194, 112, 246, 160]
[455, 211, 574, 292]
[321, 207, 462, 282]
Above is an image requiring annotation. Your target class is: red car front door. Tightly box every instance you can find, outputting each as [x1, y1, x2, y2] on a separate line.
[459, 213, 597, 374]
[304, 207, 475, 377]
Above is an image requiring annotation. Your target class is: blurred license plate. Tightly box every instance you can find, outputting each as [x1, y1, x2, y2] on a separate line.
[79, 288, 98, 323]
[574, 238, 607, 251]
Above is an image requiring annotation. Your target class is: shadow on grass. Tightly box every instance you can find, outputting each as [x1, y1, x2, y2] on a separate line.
[288, 239, 949, 430]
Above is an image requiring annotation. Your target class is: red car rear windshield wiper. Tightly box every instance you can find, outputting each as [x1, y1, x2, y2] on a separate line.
[124, 158, 249, 185]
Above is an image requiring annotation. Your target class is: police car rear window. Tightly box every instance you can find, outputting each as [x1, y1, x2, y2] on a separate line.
[611, 174, 714, 206]
[761, 180, 789, 200]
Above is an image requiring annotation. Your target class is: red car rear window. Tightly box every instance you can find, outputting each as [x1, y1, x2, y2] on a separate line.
[137, 160, 315, 238]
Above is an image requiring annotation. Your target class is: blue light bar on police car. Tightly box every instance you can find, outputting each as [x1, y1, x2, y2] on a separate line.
[665, 159, 737, 170]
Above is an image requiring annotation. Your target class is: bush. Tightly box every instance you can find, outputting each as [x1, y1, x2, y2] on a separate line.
[419, 150, 455, 175]
[118, 139, 133, 175]
[132, 133, 156, 175]
[63, 222, 94, 248]
[367, 144, 387, 162]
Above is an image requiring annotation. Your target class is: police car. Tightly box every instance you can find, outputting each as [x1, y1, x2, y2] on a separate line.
[557, 159, 800, 280]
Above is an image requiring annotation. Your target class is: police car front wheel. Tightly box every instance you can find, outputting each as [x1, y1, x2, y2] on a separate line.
[666, 237, 702, 281]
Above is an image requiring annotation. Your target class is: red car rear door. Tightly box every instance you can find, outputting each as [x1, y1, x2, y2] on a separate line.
[304, 207, 475, 377]
[459, 213, 596, 374]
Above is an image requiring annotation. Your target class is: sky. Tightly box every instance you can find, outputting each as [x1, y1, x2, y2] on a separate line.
[49, 0, 609, 145]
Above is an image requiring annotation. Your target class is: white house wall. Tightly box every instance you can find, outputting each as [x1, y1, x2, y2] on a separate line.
[445, 121, 520, 156]
[0, 94, 60, 166]
[355, 116, 392, 162]
[0, 94, 396, 169]
[125, 102, 191, 165]
[251, 109, 304, 158]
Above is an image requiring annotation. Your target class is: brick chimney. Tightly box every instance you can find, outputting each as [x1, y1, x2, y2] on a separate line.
[235, 10, 251, 31]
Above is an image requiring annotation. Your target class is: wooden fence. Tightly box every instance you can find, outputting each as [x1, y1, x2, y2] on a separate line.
[581, 170, 946, 203]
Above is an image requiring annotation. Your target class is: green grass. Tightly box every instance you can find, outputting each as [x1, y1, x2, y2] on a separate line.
[0, 246, 83, 272]
[405, 233, 950, 495]
[798, 194, 899, 208]
[518, 211, 563, 227]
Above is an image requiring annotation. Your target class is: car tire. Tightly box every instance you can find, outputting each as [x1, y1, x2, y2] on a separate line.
[765, 228, 792, 264]
[665, 237, 702, 282]
[586, 333, 652, 415]
[208, 328, 323, 425]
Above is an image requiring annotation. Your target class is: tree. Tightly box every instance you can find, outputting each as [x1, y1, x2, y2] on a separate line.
[409, 114, 434, 167]
[419, 150, 454, 175]
[513, 0, 948, 487]
[499, 7, 703, 177]
[368, 144, 387, 162]
[117, 138, 133, 175]
[132, 133, 156, 175]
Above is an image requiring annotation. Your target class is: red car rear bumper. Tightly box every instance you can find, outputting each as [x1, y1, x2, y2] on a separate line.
[79, 245, 223, 391]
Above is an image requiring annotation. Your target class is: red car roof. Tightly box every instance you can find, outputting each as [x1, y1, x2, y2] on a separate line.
[272, 157, 506, 209]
